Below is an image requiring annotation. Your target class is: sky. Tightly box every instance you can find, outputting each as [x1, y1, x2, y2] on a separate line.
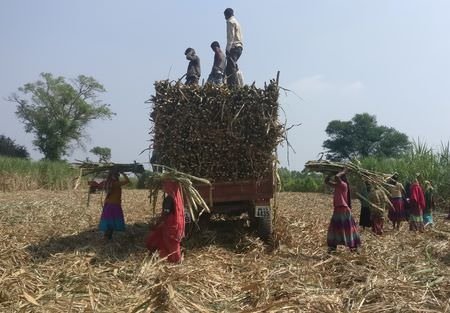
[1, 0, 450, 171]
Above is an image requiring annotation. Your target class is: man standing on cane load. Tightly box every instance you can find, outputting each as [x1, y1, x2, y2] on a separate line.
[207, 41, 226, 85]
[224, 8, 244, 86]
[184, 48, 201, 85]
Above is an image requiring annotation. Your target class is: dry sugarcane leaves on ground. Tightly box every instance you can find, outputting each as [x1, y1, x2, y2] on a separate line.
[1, 190, 449, 312]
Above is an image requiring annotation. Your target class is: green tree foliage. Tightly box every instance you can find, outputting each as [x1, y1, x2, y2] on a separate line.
[0, 135, 29, 158]
[323, 113, 410, 160]
[9, 73, 114, 161]
[278, 167, 323, 192]
[90, 146, 111, 163]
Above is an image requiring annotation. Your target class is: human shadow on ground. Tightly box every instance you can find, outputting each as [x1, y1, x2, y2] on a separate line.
[26, 222, 150, 264]
[183, 215, 259, 253]
[26, 216, 260, 264]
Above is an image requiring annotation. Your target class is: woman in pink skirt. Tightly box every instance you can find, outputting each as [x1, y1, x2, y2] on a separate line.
[325, 168, 361, 252]
[99, 169, 130, 240]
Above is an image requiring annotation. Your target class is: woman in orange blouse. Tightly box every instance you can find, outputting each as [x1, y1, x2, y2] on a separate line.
[99, 169, 130, 240]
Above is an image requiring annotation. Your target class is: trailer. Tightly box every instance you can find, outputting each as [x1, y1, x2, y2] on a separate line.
[149, 79, 282, 241]
[194, 167, 276, 240]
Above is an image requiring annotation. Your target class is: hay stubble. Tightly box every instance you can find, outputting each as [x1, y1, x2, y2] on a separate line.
[0, 190, 449, 312]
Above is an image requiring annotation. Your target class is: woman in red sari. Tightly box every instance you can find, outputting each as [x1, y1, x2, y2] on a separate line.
[146, 181, 185, 263]
[409, 174, 426, 232]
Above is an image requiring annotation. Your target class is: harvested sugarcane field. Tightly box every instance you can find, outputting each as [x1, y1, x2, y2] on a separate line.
[3, 2, 450, 313]
[1, 189, 449, 312]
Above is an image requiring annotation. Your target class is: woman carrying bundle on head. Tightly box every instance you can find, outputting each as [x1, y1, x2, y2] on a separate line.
[387, 173, 406, 230]
[368, 185, 388, 235]
[99, 169, 130, 240]
[325, 168, 361, 253]
[408, 173, 426, 232]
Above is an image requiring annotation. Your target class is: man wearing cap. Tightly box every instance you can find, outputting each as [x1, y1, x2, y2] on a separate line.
[184, 48, 201, 85]
[224, 8, 243, 86]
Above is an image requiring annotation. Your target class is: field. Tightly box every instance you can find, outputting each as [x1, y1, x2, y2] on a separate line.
[1, 190, 449, 313]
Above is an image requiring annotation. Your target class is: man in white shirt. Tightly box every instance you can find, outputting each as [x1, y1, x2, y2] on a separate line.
[224, 8, 243, 87]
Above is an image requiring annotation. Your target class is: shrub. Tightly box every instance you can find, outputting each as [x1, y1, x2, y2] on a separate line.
[0, 135, 29, 158]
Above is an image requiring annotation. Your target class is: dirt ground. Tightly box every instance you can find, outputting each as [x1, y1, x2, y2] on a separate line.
[0, 190, 449, 312]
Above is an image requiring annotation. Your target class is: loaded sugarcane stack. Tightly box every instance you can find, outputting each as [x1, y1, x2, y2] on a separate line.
[149, 80, 283, 181]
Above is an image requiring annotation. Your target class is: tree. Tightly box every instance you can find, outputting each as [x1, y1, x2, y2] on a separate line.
[323, 113, 410, 160]
[278, 167, 323, 192]
[0, 135, 29, 158]
[90, 146, 111, 163]
[9, 73, 114, 161]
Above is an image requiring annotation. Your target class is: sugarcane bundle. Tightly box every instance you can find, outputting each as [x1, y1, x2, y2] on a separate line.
[149, 80, 283, 181]
[304, 160, 392, 187]
[304, 159, 395, 209]
[146, 166, 211, 223]
[72, 161, 145, 176]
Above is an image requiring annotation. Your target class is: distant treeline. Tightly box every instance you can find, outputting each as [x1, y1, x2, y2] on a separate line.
[2, 141, 450, 210]
[280, 141, 450, 209]
[278, 167, 323, 193]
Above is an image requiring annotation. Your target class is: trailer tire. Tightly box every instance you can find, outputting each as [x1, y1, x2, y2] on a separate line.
[248, 206, 257, 229]
[257, 210, 272, 241]
[198, 212, 211, 230]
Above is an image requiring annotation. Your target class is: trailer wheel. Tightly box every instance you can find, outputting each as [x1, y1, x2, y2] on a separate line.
[248, 206, 257, 229]
[198, 212, 211, 230]
[257, 209, 272, 241]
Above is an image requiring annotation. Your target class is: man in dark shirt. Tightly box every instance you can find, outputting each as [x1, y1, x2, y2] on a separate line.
[207, 41, 226, 85]
[184, 48, 201, 85]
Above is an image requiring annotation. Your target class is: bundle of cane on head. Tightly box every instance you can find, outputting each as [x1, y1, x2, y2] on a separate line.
[72, 161, 145, 177]
[72, 161, 146, 206]
[304, 159, 394, 209]
[146, 165, 211, 224]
